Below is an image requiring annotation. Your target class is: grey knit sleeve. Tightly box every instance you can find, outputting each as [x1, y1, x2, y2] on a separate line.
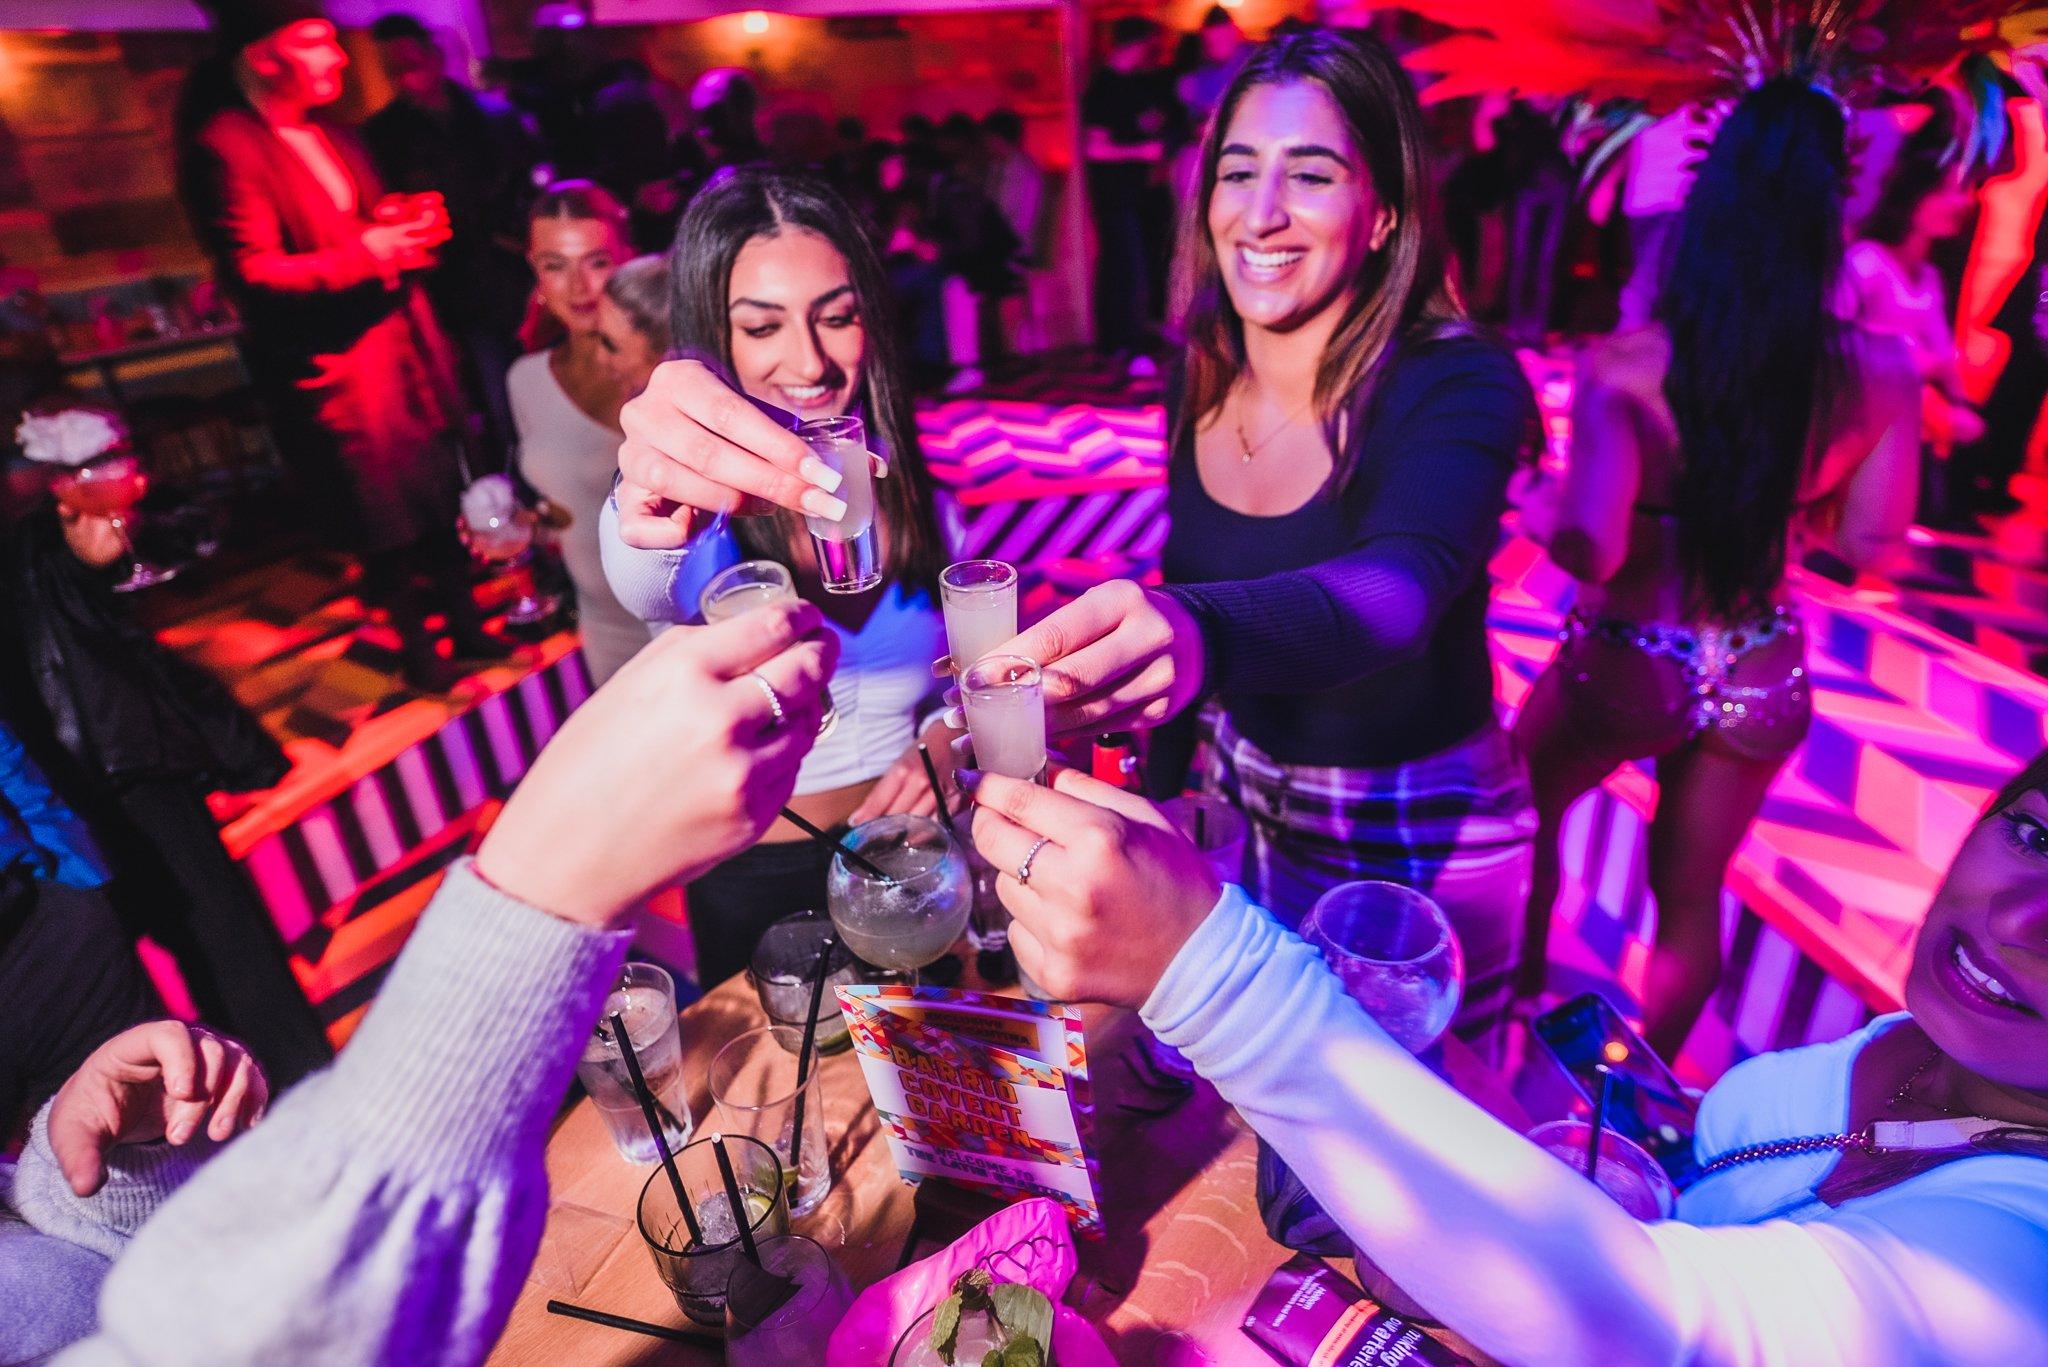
[7, 1101, 216, 1261]
[56, 861, 633, 1367]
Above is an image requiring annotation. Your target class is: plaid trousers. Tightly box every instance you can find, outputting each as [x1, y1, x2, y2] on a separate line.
[1205, 710, 1538, 1049]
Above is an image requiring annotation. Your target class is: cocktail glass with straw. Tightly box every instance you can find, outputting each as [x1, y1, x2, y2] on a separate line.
[635, 1134, 789, 1327]
[958, 654, 1047, 784]
[700, 559, 838, 737]
[938, 559, 1019, 672]
[796, 415, 881, 594]
[725, 1234, 852, 1366]
[825, 814, 972, 986]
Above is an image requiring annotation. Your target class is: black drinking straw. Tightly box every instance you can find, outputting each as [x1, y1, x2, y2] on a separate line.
[779, 806, 891, 880]
[1585, 1064, 1614, 1180]
[612, 1012, 700, 1246]
[545, 1299, 719, 1346]
[788, 936, 837, 1172]
[710, 1133, 762, 1266]
[1194, 803, 1207, 849]
[917, 741, 955, 834]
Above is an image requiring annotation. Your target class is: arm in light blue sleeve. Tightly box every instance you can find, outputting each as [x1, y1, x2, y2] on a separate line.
[597, 487, 742, 628]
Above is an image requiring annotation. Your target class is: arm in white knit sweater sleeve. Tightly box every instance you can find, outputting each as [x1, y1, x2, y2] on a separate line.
[55, 861, 632, 1367]
[597, 485, 740, 627]
[1139, 888, 2048, 1367]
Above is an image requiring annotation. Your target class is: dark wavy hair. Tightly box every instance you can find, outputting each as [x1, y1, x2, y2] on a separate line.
[1860, 103, 1963, 247]
[1658, 79, 1849, 619]
[1172, 27, 1465, 493]
[666, 167, 946, 597]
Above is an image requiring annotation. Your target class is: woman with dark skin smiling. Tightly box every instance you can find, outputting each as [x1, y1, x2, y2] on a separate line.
[956, 754, 2048, 1365]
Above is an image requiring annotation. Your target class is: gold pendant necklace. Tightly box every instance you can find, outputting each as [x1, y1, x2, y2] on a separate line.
[1235, 398, 1314, 464]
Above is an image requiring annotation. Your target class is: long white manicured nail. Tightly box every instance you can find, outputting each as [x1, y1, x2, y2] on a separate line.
[802, 488, 849, 521]
[798, 456, 843, 493]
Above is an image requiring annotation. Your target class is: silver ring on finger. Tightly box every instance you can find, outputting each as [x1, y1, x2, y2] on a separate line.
[1016, 836, 1054, 885]
[746, 671, 787, 730]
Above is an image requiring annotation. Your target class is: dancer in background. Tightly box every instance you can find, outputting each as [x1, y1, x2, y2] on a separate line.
[1838, 106, 1985, 524]
[605, 169, 962, 986]
[508, 182, 644, 685]
[176, 0, 508, 694]
[1082, 16, 1183, 373]
[1514, 81, 1919, 1057]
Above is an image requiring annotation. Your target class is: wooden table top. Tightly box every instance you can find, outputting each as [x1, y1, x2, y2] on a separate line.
[488, 970, 1526, 1366]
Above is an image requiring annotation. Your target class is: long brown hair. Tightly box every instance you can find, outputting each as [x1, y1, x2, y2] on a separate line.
[667, 167, 947, 598]
[1172, 28, 1464, 492]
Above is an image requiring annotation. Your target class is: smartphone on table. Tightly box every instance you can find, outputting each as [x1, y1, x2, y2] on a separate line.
[1532, 992, 1700, 1186]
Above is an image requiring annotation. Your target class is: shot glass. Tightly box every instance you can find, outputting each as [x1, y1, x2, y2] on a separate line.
[747, 912, 861, 1057]
[1526, 1120, 1678, 1221]
[576, 962, 693, 1164]
[700, 559, 838, 736]
[725, 1233, 854, 1366]
[635, 1134, 789, 1327]
[1161, 793, 1248, 885]
[797, 415, 880, 594]
[938, 559, 1019, 672]
[959, 654, 1046, 783]
[709, 1025, 833, 1218]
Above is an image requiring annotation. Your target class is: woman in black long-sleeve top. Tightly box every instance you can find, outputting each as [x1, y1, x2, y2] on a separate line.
[998, 30, 1539, 1047]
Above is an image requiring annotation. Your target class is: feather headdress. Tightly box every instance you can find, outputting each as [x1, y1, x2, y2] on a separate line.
[1355, 1, 2048, 110]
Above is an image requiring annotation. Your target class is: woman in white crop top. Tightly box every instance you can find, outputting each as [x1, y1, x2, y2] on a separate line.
[604, 168, 962, 986]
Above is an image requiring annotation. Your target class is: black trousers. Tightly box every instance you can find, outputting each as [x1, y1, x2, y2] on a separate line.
[685, 835, 838, 990]
[0, 877, 160, 1133]
[96, 778, 333, 1090]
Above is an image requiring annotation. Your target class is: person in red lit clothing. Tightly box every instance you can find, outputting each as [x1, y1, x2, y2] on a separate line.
[175, 0, 510, 692]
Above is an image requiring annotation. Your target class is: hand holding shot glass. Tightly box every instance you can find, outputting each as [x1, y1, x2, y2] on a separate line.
[797, 415, 881, 594]
[700, 559, 839, 737]
[960, 654, 1048, 784]
[938, 559, 1019, 673]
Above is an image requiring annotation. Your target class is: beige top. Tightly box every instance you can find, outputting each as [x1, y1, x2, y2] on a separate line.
[508, 350, 645, 684]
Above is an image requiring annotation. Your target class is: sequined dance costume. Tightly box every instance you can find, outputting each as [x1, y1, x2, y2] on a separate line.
[1552, 604, 1812, 763]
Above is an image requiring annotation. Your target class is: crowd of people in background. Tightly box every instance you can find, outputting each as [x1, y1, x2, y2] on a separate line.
[4, 1, 2047, 1362]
